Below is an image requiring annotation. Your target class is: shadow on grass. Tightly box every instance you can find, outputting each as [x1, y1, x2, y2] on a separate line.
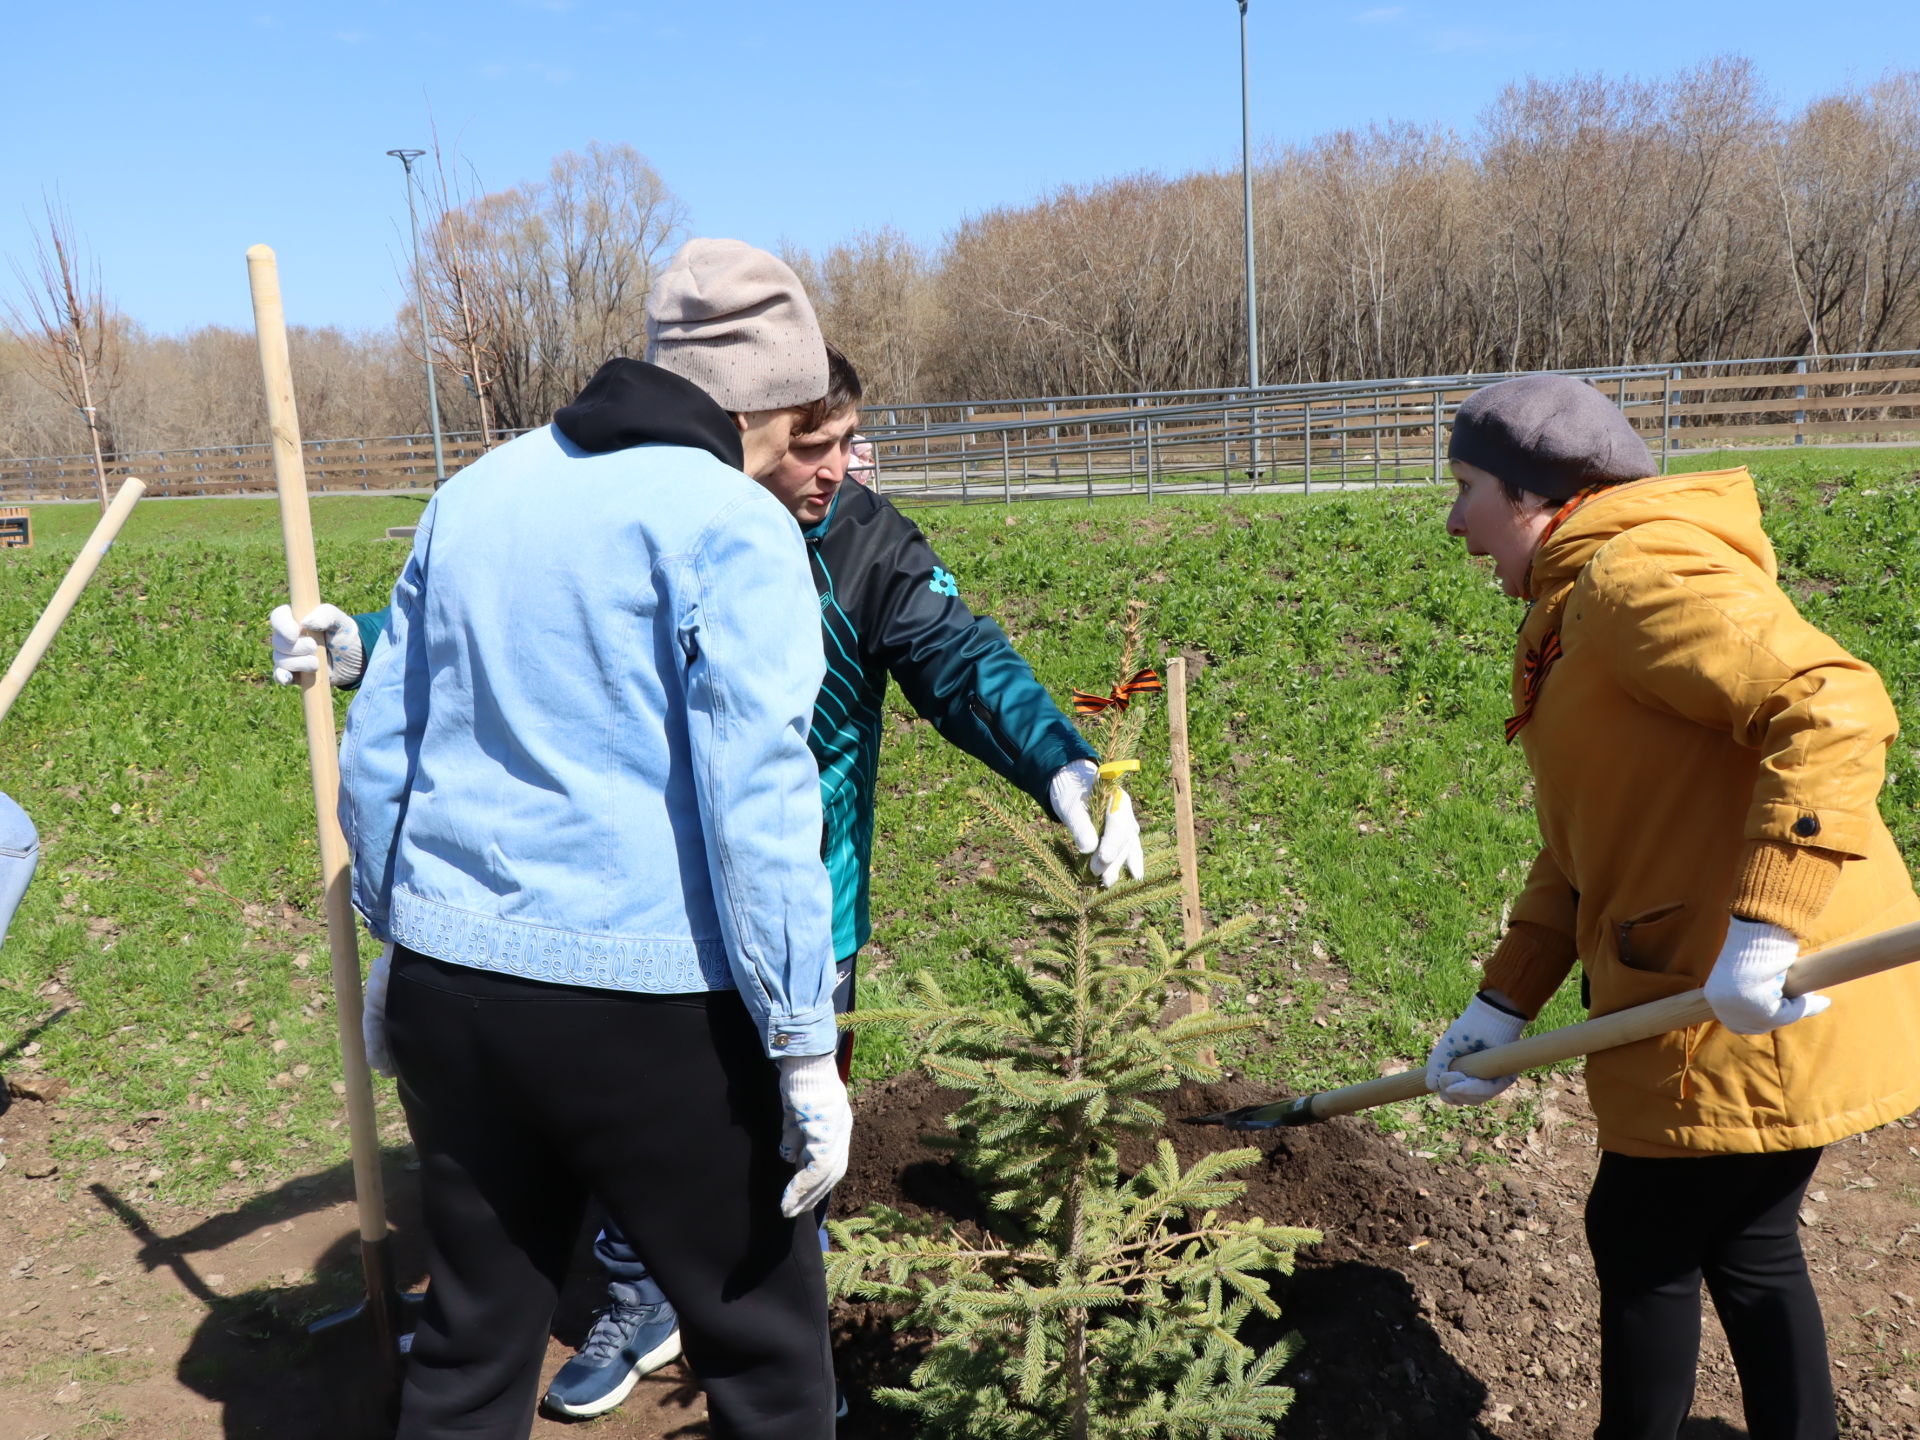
[0, 1006, 75, 1116]
[1, 1004, 74, 1067]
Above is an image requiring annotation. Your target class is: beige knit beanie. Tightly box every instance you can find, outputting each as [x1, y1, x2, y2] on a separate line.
[644, 239, 827, 413]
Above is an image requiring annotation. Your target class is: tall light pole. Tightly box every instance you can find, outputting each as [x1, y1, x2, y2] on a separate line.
[1237, 1, 1259, 393]
[386, 148, 447, 486]
[1237, 1, 1261, 477]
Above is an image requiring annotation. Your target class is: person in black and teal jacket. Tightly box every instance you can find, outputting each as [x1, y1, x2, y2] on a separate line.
[269, 344, 1138, 1421]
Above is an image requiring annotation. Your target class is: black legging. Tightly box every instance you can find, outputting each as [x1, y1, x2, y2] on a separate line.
[1584, 1146, 1836, 1440]
[386, 946, 835, 1440]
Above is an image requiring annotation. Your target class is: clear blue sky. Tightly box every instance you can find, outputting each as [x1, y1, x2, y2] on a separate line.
[4, 0, 1915, 336]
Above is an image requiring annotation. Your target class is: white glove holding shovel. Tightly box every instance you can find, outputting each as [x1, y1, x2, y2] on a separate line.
[1705, 918, 1830, 1035]
[362, 941, 396, 1079]
[1425, 993, 1527, 1106]
[269, 603, 365, 688]
[777, 1051, 853, 1218]
[1049, 758, 1145, 888]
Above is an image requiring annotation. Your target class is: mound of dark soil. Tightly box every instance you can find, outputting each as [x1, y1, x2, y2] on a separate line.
[830, 1073, 1920, 1440]
[831, 1073, 1509, 1438]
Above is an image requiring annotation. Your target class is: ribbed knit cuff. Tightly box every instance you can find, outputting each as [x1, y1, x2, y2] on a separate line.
[1730, 840, 1844, 937]
[1482, 920, 1579, 1020]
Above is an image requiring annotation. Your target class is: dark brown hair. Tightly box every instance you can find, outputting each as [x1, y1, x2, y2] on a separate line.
[1495, 469, 1630, 511]
[794, 344, 864, 434]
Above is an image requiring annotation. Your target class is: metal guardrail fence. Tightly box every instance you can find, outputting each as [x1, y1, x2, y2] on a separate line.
[1, 351, 1916, 505]
[855, 349, 1920, 432]
[857, 355, 1920, 506]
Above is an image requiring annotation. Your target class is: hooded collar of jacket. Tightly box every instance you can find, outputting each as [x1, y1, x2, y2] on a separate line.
[1527, 467, 1775, 602]
[552, 358, 746, 469]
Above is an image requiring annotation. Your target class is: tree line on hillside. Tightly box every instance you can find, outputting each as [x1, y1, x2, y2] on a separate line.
[4, 57, 1916, 473]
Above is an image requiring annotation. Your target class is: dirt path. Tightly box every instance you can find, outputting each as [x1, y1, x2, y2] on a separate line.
[2, 1075, 1917, 1439]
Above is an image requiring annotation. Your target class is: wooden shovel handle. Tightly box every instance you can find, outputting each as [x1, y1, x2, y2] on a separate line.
[247, 245, 389, 1244]
[0, 476, 146, 727]
[1307, 918, 1920, 1123]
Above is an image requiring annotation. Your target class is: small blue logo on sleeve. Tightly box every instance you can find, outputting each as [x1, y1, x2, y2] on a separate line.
[929, 567, 959, 597]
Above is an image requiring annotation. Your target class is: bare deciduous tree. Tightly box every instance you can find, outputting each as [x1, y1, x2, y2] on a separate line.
[4, 201, 123, 509]
[411, 140, 686, 434]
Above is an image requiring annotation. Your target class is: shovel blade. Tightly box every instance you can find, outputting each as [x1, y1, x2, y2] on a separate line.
[1182, 1093, 1319, 1130]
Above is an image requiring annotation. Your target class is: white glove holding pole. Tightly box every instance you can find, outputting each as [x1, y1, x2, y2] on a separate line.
[1705, 918, 1830, 1035]
[269, 603, 365, 688]
[1425, 995, 1527, 1106]
[362, 941, 396, 1078]
[777, 1050, 853, 1218]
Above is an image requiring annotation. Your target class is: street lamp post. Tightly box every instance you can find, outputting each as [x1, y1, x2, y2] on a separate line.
[386, 148, 447, 487]
[1236, 1, 1261, 478]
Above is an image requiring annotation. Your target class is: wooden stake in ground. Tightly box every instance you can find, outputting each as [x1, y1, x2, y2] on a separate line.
[246, 245, 402, 1377]
[1164, 658, 1212, 1058]
[1165, 657, 1205, 951]
[0, 476, 145, 726]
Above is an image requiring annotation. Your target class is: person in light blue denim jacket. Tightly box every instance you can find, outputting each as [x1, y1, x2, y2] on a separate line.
[338, 239, 844, 1440]
[0, 793, 37, 948]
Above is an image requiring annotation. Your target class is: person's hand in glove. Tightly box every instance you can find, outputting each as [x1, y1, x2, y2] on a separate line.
[1705, 918, 1829, 1035]
[1093, 786, 1144, 887]
[1425, 992, 1527, 1105]
[362, 942, 395, 1078]
[1050, 758, 1146, 887]
[777, 1050, 853, 1219]
[269, 603, 366, 688]
[1050, 759, 1101, 855]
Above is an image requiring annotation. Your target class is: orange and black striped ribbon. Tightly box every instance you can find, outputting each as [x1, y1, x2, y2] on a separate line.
[1072, 668, 1164, 715]
[1518, 487, 1604, 602]
[1504, 633, 1564, 743]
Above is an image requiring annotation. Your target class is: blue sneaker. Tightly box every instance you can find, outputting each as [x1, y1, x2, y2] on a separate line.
[542, 1282, 683, 1420]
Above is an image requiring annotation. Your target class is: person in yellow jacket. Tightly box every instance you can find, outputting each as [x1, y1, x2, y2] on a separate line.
[1428, 373, 1920, 1440]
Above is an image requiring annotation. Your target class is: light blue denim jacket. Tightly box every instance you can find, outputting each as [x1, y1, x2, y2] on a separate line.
[337, 422, 838, 1057]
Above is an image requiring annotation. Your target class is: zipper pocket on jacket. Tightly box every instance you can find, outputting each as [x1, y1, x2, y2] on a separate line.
[969, 694, 1018, 768]
[1615, 901, 1688, 975]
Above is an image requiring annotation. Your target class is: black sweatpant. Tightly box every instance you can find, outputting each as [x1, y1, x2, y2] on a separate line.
[385, 947, 835, 1440]
[1584, 1146, 1835, 1440]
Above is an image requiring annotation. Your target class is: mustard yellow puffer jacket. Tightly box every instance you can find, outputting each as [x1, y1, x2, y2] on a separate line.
[1480, 467, 1920, 1157]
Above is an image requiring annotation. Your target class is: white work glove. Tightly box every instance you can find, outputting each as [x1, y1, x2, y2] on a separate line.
[362, 942, 395, 1078]
[269, 603, 366, 688]
[1093, 788, 1144, 888]
[777, 1051, 852, 1219]
[1049, 759, 1101, 856]
[1050, 759, 1145, 887]
[1705, 918, 1830, 1035]
[1425, 995, 1527, 1106]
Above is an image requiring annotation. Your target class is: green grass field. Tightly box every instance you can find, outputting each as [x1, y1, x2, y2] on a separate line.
[2, 448, 1915, 1199]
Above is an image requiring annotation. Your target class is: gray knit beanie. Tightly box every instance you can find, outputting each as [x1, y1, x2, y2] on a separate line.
[1447, 374, 1656, 502]
[644, 239, 827, 413]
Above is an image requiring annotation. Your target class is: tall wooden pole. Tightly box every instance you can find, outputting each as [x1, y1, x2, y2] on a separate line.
[246, 246, 400, 1377]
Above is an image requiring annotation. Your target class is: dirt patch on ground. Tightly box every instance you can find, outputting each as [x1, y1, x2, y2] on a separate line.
[3, 1072, 1918, 1439]
[838, 1073, 1920, 1440]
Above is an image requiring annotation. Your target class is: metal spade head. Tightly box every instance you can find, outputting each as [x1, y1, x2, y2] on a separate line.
[1181, 1092, 1322, 1130]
